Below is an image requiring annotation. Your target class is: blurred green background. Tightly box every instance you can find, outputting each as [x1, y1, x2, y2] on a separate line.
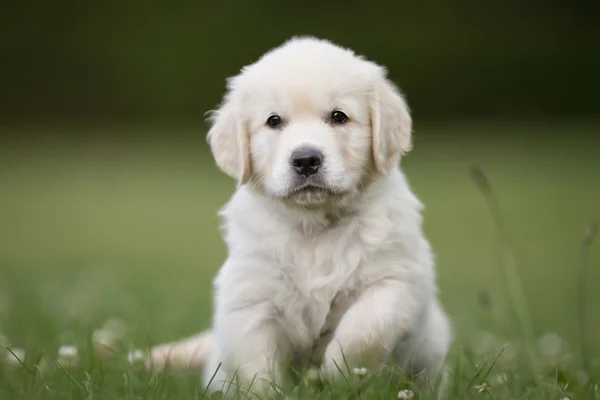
[1, 0, 599, 364]
[2, 1, 600, 124]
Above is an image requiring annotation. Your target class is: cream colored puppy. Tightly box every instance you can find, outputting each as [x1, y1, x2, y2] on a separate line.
[150, 36, 451, 396]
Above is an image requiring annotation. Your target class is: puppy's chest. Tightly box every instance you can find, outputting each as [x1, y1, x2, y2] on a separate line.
[280, 269, 358, 349]
[274, 231, 372, 344]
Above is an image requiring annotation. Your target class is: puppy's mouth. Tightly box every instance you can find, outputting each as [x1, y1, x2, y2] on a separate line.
[288, 182, 343, 196]
[289, 183, 328, 194]
[283, 182, 348, 206]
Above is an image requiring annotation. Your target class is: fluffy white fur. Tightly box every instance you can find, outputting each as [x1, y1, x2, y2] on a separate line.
[150, 36, 451, 397]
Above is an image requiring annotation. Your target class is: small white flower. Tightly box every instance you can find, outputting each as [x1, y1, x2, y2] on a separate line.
[305, 367, 320, 381]
[127, 349, 147, 364]
[92, 328, 116, 346]
[57, 345, 79, 367]
[398, 389, 415, 399]
[58, 345, 78, 359]
[474, 382, 490, 393]
[352, 367, 368, 376]
[92, 329, 117, 357]
[3, 347, 25, 366]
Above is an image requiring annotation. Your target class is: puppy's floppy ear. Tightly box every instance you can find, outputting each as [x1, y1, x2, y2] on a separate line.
[206, 90, 251, 185]
[370, 75, 413, 173]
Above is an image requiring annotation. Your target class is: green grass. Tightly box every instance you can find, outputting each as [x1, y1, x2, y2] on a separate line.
[1, 120, 599, 399]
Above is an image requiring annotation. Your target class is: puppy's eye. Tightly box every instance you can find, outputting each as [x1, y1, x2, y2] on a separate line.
[331, 110, 348, 124]
[266, 115, 283, 128]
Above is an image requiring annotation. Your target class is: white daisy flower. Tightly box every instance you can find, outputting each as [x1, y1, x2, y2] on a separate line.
[92, 328, 116, 346]
[398, 389, 415, 399]
[58, 345, 78, 359]
[92, 329, 118, 357]
[57, 345, 79, 367]
[352, 367, 368, 376]
[474, 382, 490, 393]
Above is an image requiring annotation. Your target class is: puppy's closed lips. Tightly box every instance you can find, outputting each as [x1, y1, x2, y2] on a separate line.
[288, 180, 345, 197]
[292, 183, 323, 192]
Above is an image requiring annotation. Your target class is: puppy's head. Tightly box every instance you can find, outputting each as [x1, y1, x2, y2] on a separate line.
[207, 37, 412, 207]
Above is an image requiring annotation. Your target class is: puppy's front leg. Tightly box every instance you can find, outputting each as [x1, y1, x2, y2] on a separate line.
[210, 303, 289, 395]
[320, 279, 423, 380]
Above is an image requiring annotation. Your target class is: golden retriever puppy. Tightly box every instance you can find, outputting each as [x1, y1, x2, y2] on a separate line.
[150, 36, 451, 397]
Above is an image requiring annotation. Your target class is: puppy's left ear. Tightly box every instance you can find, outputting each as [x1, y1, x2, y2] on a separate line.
[370, 76, 413, 173]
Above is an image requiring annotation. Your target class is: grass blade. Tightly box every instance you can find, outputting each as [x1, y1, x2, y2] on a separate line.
[578, 222, 597, 372]
[470, 165, 540, 380]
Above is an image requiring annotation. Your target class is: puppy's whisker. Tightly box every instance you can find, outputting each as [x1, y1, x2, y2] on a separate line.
[250, 174, 265, 192]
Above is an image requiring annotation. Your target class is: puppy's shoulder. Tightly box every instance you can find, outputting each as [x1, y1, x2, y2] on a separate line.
[354, 168, 435, 286]
[217, 186, 288, 250]
[360, 167, 424, 225]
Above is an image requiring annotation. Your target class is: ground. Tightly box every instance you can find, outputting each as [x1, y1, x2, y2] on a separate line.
[0, 120, 599, 399]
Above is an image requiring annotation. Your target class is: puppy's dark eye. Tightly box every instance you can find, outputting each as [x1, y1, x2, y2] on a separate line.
[266, 115, 282, 128]
[331, 110, 348, 124]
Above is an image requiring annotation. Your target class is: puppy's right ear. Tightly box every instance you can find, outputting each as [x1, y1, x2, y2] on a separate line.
[370, 75, 413, 174]
[206, 91, 251, 185]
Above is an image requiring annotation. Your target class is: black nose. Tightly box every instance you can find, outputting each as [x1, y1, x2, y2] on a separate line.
[290, 147, 323, 177]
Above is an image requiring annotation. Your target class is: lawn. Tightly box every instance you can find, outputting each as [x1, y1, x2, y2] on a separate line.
[0, 120, 599, 399]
